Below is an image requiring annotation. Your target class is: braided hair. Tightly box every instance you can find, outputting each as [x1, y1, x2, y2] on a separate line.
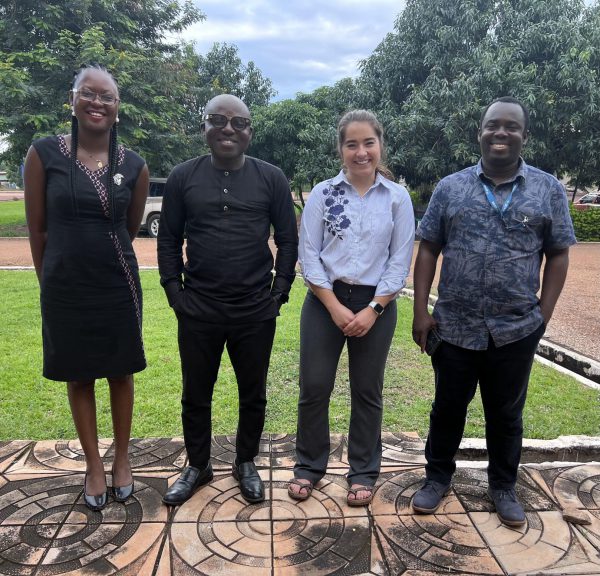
[69, 63, 120, 223]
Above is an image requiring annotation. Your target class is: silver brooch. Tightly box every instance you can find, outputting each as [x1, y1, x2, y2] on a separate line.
[113, 173, 124, 185]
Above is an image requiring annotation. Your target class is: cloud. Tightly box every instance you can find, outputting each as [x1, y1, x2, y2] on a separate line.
[182, 0, 405, 100]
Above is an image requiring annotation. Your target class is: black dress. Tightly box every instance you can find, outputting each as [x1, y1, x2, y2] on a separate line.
[32, 135, 146, 381]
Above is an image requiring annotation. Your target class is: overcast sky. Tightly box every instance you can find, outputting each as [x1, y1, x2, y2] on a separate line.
[182, 0, 407, 101]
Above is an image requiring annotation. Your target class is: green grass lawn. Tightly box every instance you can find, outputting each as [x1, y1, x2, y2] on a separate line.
[1, 270, 598, 441]
[0, 199, 27, 236]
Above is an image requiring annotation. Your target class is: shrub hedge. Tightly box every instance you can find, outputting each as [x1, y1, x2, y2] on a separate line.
[570, 204, 600, 241]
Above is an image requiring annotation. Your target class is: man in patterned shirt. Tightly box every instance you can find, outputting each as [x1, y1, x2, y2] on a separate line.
[411, 96, 576, 526]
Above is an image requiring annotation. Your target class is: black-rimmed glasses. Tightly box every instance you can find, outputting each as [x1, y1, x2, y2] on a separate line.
[204, 113, 251, 131]
[72, 88, 119, 105]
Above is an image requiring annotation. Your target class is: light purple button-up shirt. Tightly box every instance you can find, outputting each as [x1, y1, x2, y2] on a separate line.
[299, 170, 415, 296]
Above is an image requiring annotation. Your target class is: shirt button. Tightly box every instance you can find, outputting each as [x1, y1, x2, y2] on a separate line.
[224, 206, 228, 211]
[224, 188, 228, 193]
[224, 171, 229, 176]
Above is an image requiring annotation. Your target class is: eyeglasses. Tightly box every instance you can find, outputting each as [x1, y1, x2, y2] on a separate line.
[72, 88, 119, 105]
[203, 114, 251, 131]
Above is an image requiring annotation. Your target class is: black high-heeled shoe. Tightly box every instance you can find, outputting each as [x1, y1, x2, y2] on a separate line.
[83, 474, 108, 511]
[111, 467, 134, 503]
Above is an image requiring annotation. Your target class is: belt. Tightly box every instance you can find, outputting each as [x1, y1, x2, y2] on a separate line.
[332, 280, 376, 300]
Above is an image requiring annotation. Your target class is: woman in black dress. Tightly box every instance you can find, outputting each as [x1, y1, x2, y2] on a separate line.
[24, 64, 149, 511]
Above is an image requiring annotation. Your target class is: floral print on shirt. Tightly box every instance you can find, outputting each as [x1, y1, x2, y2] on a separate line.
[417, 160, 576, 349]
[323, 184, 350, 239]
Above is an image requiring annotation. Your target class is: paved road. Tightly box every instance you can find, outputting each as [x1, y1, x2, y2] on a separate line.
[1, 237, 598, 361]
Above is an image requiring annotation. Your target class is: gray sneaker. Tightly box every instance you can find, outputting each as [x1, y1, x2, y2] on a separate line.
[488, 488, 526, 526]
[412, 480, 451, 513]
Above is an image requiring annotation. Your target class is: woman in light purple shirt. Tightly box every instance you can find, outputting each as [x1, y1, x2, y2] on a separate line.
[287, 110, 415, 506]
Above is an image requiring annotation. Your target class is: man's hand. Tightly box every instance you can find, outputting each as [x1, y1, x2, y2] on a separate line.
[412, 239, 442, 353]
[412, 310, 437, 353]
[271, 292, 288, 311]
[165, 281, 184, 308]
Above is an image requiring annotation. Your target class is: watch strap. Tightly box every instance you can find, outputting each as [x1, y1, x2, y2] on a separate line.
[368, 301, 384, 316]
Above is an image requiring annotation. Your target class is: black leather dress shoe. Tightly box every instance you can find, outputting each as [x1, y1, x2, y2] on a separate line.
[83, 474, 108, 512]
[162, 464, 213, 506]
[232, 461, 264, 503]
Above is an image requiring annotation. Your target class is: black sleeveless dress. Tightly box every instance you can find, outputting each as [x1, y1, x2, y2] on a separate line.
[32, 135, 146, 381]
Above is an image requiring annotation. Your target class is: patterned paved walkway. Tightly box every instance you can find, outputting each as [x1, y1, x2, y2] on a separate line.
[1, 434, 599, 575]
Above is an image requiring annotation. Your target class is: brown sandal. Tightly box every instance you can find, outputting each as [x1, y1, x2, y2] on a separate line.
[287, 478, 314, 501]
[347, 485, 374, 507]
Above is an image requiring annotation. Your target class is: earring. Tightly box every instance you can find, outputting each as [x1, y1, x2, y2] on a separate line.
[71, 106, 75, 116]
[116, 116, 120, 123]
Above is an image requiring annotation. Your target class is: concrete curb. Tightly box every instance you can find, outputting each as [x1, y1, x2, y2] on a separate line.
[537, 338, 600, 385]
[458, 435, 600, 463]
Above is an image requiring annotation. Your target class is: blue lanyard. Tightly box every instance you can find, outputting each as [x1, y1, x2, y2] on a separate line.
[481, 181, 518, 216]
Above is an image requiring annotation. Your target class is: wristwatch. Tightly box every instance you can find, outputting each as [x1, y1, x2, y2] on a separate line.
[368, 301, 385, 316]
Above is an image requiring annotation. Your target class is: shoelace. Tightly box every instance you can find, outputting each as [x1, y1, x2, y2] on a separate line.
[494, 489, 517, 501]
[424, 480, 446, 495]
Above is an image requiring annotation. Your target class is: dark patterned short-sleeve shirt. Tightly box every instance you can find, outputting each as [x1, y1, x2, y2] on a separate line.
[417, 160, 576, 350]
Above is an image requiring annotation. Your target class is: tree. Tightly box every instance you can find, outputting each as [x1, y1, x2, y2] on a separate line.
[359, 0, 600, 191]
[358, 0, 501, 188]
[467, 0, 600, 191]
[297, 78, 362, 123]
[195, 43, 276, 111]
[291, 78, 367, 196]
[240, 61, 276, 109]
[0, 0, 205, 176]
[359, 0, 491, 113]
[250, 100, 339, 198]
[294, 122, 339, 195]
[250, 100, 320, 184]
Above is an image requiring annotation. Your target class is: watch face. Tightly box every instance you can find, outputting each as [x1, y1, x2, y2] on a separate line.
[370, 302, 384, 315]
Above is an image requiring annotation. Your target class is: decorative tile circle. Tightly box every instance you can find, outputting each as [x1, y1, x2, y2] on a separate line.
[0, 474, 165, 574]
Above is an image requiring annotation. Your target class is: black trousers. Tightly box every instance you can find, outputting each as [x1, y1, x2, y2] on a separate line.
[425, 322, 545, 489]
[294, 285, 397, 487]
[177, 314, 276, 468]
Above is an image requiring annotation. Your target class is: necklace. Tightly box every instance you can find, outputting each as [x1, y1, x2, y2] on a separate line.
[78, 144, 107, 169]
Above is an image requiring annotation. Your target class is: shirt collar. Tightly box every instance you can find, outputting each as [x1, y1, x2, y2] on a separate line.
[476, 158, 527, 184]
[330, 169, 396, 192]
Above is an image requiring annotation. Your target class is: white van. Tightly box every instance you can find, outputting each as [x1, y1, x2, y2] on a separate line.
[139, 177, 166, 238]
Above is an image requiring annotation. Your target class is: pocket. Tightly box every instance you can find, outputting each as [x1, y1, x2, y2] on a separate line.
[171, 289, 186, 314]
[271, 296, 282, 316]
[370, 212, 393, 244]
[503, 212, 544, 252]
